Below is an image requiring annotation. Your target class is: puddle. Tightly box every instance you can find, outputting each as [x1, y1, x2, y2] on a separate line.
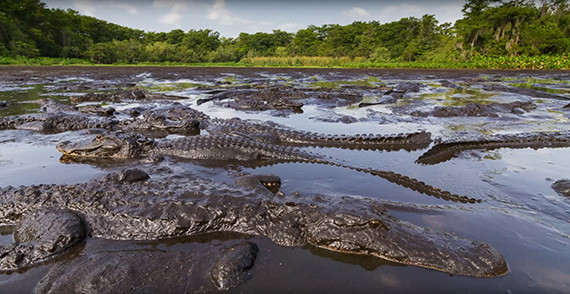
[0, 67, 569, 292]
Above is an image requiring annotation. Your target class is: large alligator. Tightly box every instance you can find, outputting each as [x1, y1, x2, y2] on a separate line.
[0, 168, 508, 279]
[416, 132, 570, 165]
[411, 101, 537, 117]
[33, 237, 260, 292]
[195, 85, 368, 113]
[137, 102, 433, 151]
[56, 131, 479, 203]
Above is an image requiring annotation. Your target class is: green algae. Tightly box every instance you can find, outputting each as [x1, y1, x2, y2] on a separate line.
[146, 82, 204, 92]
[416, 88, 496, 107]
[483, 151, 502, 161]
[0, 84, 61, 116]
[306, 76, 385, 89]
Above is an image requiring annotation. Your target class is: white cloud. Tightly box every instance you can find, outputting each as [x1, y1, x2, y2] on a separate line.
[207, 0, 248, 25]
[343, 7, 369, 17]
[159, 12, 182, 25]
[153, 0, 190, 27]
[109, 3, 138, 15]
[71, 0, 95, 16]
[277, 23, 305, 33]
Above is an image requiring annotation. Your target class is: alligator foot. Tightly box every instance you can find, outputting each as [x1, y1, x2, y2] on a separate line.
[0, 208, 87, 272]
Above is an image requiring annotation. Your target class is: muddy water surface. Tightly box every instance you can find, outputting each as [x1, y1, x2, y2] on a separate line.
[0, 67, 569, 293]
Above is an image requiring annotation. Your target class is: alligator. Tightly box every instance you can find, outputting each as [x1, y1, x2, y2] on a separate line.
[33, 237, 259, 292]
[411, 101, 537, 117]
[439, 80, 463, 90]
[196, 85, 368, 112]
[0, 100, 202, 135]
[212, 86, 307, 113]
[136, 102, 433, 151]
[56, 131, 479, 203]
[1, 99, 432, 151]
[416, 132, 570, 165]
[482, 84, 570, 101]
[69, 89, 185, 103]
[0, 168, 508, 279]
[552, 179, 570, 197]
[0, 112, 119, 133]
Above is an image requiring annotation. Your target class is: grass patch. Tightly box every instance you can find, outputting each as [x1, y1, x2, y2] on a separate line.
[1, 54, 568, 70]
[146, 82, 204, 92]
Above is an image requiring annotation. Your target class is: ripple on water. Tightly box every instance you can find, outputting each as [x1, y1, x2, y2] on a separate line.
[0, 69, 570, 292]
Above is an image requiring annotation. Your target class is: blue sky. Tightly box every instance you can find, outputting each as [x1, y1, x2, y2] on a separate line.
[44, 0, 466, 38]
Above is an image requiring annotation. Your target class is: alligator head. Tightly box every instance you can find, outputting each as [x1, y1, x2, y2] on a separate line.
[57, 133, 154, 159]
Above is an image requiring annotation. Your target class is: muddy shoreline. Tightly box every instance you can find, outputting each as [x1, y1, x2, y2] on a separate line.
[1, 65, 568, 81]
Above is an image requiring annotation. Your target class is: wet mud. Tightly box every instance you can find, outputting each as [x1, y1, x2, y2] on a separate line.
[0, 66, 569, 293]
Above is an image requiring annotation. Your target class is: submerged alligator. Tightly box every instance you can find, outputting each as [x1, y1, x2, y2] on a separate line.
[33, 237, 259, 292]
[0, 168, 508, 280]
[57, 131, 479, 203]
[416, 132, 570, 165]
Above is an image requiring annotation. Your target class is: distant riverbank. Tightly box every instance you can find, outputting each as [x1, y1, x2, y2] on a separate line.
[1, 55, 568, 70]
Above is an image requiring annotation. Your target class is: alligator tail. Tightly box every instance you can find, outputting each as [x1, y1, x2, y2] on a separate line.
[417, 132, 570, 165]
[288, 153, 482, 204]
[282, 130, 432, 151]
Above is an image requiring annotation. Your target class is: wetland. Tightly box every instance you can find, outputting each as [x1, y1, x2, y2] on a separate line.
[0, 66, 569, 293]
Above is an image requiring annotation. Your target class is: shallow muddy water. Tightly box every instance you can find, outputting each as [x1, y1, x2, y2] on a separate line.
[0, 66, 569, 293]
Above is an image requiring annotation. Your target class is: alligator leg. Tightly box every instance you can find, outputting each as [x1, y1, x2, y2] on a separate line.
[0, 208, 87, 272]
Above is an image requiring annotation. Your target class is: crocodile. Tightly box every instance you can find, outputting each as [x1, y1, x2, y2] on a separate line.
[56, 132, 479, 203]
[416, 132, 570, 165]
[0, 168, 508, 278]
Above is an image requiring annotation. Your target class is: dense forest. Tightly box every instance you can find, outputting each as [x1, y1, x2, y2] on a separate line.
[0, 0, 569, 66]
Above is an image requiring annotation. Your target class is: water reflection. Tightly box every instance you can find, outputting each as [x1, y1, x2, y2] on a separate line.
[0, 69, 569, 292]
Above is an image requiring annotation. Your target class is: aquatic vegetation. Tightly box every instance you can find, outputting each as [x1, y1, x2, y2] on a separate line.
[145, 82, 204, 92]
[306, 76, 385, 89]
[416, 88, 496, 107]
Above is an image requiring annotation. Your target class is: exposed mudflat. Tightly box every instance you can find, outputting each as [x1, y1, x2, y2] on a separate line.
[0, 66, 569, 293]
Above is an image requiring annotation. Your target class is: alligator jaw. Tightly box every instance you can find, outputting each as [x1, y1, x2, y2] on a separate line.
[57, 136, 123, 158]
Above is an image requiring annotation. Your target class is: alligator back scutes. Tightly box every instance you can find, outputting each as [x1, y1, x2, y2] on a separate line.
[417, 132, 570, 165]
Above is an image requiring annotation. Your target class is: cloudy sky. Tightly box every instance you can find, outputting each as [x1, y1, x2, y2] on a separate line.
[44, 0, 466, 38]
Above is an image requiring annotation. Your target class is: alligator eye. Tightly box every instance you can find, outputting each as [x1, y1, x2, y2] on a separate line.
[368, 219, 385, 229]
[136, 137, 148, 144]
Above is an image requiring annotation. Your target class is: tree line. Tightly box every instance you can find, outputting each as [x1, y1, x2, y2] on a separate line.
[1, 0, 568, 64]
